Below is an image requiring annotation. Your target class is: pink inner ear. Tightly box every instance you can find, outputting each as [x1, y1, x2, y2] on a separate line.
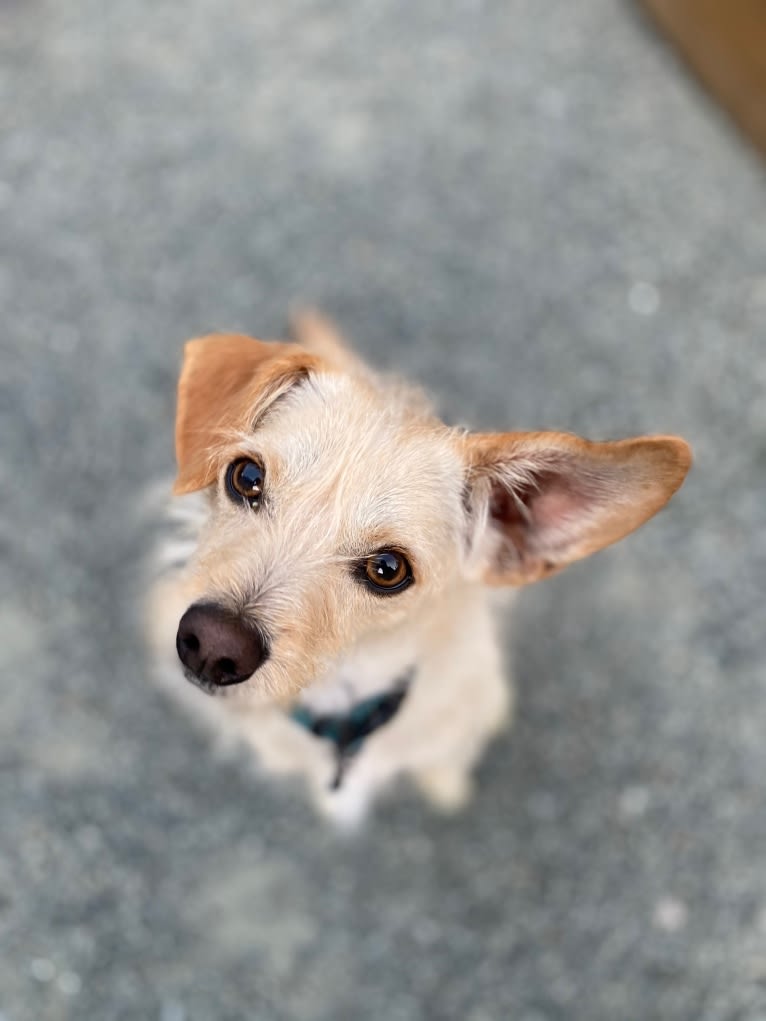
[490, 465, 605, 560]
[470, 431, 690, 584]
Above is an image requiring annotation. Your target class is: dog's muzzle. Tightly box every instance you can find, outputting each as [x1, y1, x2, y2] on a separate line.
[176, 602, 267, 693]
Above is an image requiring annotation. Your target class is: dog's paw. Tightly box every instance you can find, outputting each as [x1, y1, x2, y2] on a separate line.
[314, 781, 374, 832]
[414, 766, 474, 814]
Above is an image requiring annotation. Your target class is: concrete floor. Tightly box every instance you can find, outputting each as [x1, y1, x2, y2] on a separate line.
[2, 1, 765, 1019]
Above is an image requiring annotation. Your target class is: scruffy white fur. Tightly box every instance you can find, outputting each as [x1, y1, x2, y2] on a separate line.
[147, 315, 690, 827]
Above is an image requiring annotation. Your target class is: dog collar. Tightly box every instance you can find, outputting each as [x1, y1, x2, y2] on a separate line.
[289, 671, 414, 790]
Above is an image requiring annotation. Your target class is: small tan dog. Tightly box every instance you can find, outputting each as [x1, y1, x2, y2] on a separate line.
[148, 315, 691, 827]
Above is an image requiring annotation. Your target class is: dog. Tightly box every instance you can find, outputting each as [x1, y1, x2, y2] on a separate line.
[147, 314, 691, 827]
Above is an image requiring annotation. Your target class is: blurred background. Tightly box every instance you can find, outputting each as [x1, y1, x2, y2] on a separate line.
[2, 1, 765, 1019]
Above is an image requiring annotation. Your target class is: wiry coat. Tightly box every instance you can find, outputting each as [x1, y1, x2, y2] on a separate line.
[147, 315, 690, 826]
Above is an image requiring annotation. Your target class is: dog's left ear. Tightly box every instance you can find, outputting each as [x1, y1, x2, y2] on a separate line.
[174, 334, 321, 494]
[463, 430, 691, 585]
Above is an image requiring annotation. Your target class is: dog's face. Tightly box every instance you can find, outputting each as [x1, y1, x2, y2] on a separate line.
[171, 332, 691, 701]
[175, 360, 470, 699]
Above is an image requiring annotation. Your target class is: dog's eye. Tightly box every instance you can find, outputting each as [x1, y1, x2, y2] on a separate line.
[362, 551, 412, 594]
[226, 458, 265, 509]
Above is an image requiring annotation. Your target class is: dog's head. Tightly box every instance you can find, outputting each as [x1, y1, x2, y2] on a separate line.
[171, 329, 691, 699]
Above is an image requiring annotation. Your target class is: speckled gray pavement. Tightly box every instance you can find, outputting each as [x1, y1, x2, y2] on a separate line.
[2, 2, 765, 1019]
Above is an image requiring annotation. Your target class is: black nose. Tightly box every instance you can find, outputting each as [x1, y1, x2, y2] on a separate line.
[176, 603, 267, 690]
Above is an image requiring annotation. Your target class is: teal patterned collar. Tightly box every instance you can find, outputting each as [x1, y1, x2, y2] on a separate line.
[289, 671, 414, 790]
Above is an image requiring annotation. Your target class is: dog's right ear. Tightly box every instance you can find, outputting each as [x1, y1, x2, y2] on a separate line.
[174, 335, 321, 495]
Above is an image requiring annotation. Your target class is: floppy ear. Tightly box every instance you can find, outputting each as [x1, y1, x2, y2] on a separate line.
[463, 431, 691, 586]
[174, 334, 321, 495]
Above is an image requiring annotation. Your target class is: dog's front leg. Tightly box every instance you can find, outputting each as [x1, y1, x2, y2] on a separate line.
[316, 651, 513, 827]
